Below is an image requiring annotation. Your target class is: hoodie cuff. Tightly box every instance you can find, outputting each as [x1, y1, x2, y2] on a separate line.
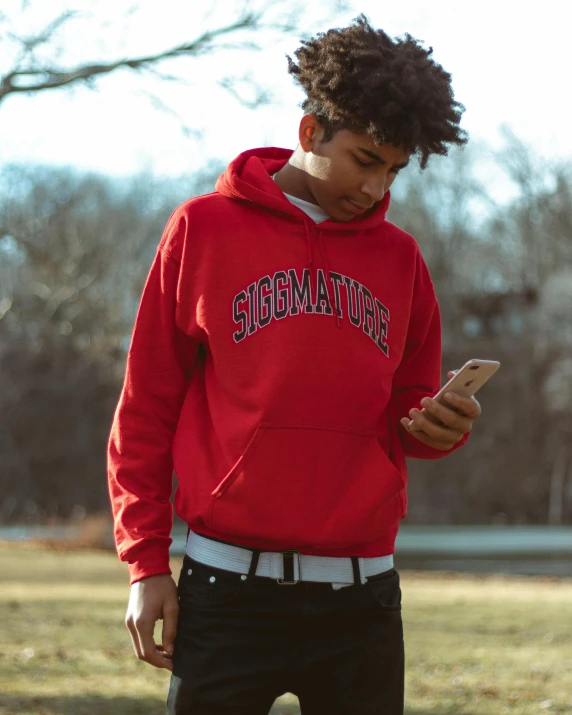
[128, 546, 172, 585]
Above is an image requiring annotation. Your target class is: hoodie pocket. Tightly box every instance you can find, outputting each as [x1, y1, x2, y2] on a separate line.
[208, 423, 405, 549]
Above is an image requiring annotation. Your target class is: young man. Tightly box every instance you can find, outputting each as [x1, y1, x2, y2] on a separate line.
[108, 15, 481, 715]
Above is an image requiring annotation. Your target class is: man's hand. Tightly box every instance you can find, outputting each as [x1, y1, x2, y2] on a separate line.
[125, 573, 179, 670]
[400, 371, 482, 451]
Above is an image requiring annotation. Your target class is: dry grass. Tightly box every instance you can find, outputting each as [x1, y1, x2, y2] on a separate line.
[1, 543, 571, 714]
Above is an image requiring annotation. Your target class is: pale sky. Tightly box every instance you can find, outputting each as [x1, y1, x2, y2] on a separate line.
[0, 0, 570, 178]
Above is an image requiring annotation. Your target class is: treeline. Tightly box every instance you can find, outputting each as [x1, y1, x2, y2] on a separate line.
[1, 134, 571, 525]
[389, 131, 572, 525]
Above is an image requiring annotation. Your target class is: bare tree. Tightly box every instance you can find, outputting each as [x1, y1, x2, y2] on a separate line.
[495, 127, 572, 291]
[0, 1, 300, 110]
[389, 137, 572, 526]
[0, 164, 223, 521]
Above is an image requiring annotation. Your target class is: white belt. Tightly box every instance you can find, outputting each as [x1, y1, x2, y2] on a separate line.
[186, 530, 394, 588]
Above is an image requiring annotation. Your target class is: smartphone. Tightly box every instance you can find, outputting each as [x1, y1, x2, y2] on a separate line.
[408, 359, 500, 431]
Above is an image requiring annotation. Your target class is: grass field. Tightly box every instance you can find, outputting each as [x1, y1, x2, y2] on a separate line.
[1, 543, 571, 714]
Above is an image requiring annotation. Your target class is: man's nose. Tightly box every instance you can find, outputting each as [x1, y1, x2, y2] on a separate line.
[361, 174, 390, 202]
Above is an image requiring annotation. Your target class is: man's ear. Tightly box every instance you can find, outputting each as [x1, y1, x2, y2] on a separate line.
[298, 114, 322, 153]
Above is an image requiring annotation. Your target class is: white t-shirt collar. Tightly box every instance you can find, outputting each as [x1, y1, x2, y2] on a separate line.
[272, 173, 330, 224]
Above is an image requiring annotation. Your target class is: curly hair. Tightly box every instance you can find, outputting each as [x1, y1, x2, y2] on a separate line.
[287, 15, 467, 168]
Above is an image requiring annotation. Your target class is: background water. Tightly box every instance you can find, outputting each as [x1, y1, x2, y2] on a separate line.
[2, 523, 570, 577]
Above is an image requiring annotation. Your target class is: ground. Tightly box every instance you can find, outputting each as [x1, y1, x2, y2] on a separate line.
[1, 543, 571, 714]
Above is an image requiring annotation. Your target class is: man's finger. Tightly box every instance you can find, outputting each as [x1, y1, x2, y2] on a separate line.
[420, 398, 472, 433]
[442, 392, 482, 418]
[125, 616, 143, 660]
[136, 618, 173, 670]
[408, 408, 464, 444]
[401, 419, 456, 450]
[161, 601, 179, 656]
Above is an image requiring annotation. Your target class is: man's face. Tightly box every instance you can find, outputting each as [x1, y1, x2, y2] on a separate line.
[302, 123, 411, 222]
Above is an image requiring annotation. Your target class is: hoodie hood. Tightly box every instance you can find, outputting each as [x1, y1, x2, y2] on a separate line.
[215, 147, 391, 231]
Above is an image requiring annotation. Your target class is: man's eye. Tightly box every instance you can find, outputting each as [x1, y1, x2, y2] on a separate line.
[355, 157, 374, 167]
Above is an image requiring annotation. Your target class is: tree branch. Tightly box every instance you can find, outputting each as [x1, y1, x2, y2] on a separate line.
[15, 10, 77, 55]
[0, 11, 259, 105]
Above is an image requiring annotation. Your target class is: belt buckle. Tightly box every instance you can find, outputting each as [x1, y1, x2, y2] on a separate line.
[277, 550, 300, 585]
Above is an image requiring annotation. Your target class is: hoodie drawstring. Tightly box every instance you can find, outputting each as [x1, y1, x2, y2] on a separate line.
[318, 232, 341, 328]
[304, 220, 313, 270]
[304, 221, 316, 301]
[303, 220, 341, 328]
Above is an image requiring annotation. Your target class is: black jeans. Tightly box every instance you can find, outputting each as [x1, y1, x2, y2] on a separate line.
[167, 556, 404, 715]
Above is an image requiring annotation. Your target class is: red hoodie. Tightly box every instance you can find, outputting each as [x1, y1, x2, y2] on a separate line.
[108, 147, 467, 583]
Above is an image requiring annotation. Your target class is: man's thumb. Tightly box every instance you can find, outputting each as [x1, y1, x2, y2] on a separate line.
[162, 604, 179, 653]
